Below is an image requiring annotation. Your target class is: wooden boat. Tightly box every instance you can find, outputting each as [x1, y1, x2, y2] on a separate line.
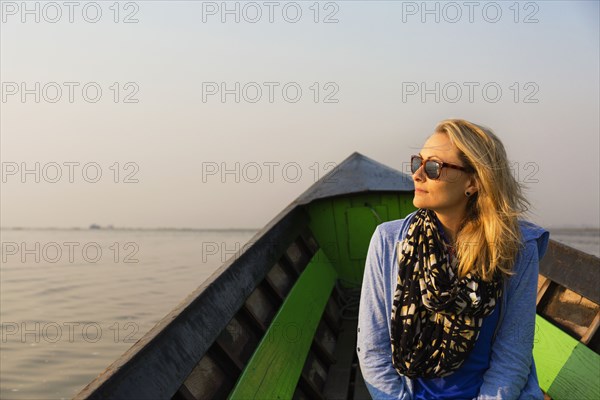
[75, 152, 599, 400]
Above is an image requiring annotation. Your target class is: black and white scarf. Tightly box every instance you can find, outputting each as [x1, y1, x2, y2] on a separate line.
[390, 208, 502, 379]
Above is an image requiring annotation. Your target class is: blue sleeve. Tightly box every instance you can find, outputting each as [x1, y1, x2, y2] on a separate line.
[357, 226, 411, 400]
[477, 241, 544, 400]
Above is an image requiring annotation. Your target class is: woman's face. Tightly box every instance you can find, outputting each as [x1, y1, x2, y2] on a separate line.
[412, 133, 477, 214]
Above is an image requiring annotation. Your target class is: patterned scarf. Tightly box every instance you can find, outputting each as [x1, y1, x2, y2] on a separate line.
[390, 208, 503, 379]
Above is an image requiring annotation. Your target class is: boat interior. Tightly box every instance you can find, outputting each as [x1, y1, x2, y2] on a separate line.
[75, 153, 600, 400]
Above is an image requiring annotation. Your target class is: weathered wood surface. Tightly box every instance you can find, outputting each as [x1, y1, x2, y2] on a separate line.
[322, 319, 357, 399]
[539, 239, 600, 305]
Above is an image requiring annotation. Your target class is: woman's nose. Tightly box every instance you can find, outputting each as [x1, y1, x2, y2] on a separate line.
[412, 165, 425, 182]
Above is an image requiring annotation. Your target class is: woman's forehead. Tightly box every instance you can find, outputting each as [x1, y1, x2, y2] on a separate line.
[421, 134, 460, 160]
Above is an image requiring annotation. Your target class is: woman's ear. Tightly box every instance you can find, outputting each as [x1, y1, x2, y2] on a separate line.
[466, 176, 479, 196]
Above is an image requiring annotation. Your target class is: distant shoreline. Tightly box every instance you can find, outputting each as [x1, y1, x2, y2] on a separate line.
[546, 227, 600, 233]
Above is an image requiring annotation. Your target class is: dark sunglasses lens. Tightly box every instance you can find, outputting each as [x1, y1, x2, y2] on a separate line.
[425, 161, 440, 179]
[411, 157, 421, 173]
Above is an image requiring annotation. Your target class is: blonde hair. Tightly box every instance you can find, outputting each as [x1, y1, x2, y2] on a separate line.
[433, 119, 530, 281]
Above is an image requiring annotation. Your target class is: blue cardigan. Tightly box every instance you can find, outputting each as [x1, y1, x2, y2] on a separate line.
[357, 210, 550, 399]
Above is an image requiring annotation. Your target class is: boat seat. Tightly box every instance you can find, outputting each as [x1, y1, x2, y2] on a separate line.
[533, 314, 600, 399]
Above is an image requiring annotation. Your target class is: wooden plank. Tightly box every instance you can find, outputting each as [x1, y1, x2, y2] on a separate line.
[353, 365, 372, 400]
[533, 315, 578, 392]
[581, 311, 600, 345]
[539, 240, 600, 305]
[536, 275, 552, 306]
[322, 319, 358, 399]
[307, 199, 341, 270]
[229, 249, 338, 399]
[532, 313, 600, 398]
[346, 206, 385, 260]
[332, 197, 354, 283]
[381, 193, 401, 221]
[300, 228, 320, 255]
[179, 349, 237, 400]
[265, 261, 295, 301]
[547, 341, 600, 400]
[299, 352, 328, 399]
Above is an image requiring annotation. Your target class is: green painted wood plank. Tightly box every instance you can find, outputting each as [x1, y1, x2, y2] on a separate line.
[332, 197, 353, 284]
[547, 341, 600, 400]
[381, 193, 401, 220]
[533, 317, 600, 400]
[532, 313, 600, 399]
[347, 205, 387, 285]
[533, 315, 578, 392]
[399, 193, 417, 217]
[308, 193, 415, 288]
[346, 206, 388, 260]
[229, 249, 337, 400]
[350, 193, 378, 208]
[339, 197, 386, 286]
[307, 200, 339, 264]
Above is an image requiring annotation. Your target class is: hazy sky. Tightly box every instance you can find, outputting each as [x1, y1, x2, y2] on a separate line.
[1, 0, 598, 229]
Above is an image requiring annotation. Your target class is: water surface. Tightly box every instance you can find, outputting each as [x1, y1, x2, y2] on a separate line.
[0, 228, 257, 399]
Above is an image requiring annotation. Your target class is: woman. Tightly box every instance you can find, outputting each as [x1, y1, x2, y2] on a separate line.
[356, 119, 549, 399]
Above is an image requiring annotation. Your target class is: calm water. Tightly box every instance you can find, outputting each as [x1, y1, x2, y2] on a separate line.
[549, 228, 600, 258]
[0, 228, 257, 400]
[0, 227, 598, 399]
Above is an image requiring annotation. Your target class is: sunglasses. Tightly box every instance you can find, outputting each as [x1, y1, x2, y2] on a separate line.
[410, 155, 473, 180]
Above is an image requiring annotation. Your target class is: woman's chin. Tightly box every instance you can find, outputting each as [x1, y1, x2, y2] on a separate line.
[413, 198, 426, 209]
